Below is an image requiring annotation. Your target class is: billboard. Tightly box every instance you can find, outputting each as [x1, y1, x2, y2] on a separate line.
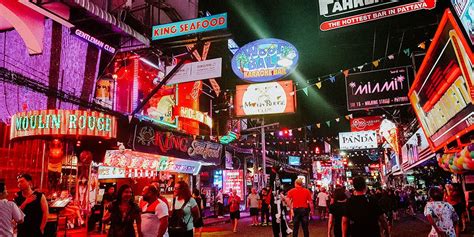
[235, 80, 296, 116]
[319, 0, 436, 31]
[450, 0, 474, 46]
[346, 67, 411, 111]
[152, 13, 227, 40]
[401, 128, 431, 167]
[339, 131, 378, 150]
[231, 38, 299, 83]
[409, 10, 474, 152]
[165, 58, 222, 85]
[350, 116, 382, 132]
[223, 170, 244, 198]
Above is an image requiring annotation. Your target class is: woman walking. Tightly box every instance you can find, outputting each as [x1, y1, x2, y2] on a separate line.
[327, 188, 348, 237]
[103, 184, 142, 237]
[193, 189, 204, 237]
[424, 187, 459, 237]
[168, 181, 200, 237]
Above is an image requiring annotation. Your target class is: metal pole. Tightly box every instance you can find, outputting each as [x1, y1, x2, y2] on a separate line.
[210, 99, 213, 137]
[40, 142, 46, 191]
[261, 118, 266, 187]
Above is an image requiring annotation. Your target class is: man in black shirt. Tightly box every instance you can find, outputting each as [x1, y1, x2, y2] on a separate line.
[342, 177, 389, 237]
[14, 174, 49, 237]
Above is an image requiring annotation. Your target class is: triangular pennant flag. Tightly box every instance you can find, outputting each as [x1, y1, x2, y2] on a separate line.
[336, 118, 340, 122]
[316, 123, 321, 128]
[329, 76, 336, 83]
[418, 42, 426, 49]
[297, 127, 302, 131]
[270, 132, 274, 136]
[343, 70, 349, 78]
[306, 125, 312, 131]
[372, 60, 379, 67]
[388, 54, 395, 60]
[303, 87, 309, 96]
[128, 115, 133, 123]
[315, 82, 322, 89]
[403, 48, 411, 56]
[358, 65, 364, 71]
[345, 115, 351, 120]
[326, 121, 331, 127]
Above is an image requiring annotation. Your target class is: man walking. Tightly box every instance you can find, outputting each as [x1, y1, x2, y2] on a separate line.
[260, 188, 271, 226]
[287, 179, 313, 237]
[14, 174, 48, 237]
[342, 177, 390, 237]
[316, 187, 329, 220]
[247, 188, 260, 226]
[141, 185, 169, 237]
[228, 189, 241, 233]
[0, 180, 24, 237]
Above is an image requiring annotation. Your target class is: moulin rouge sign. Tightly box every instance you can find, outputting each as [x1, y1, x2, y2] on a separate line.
[10, 110, 117, 140]
[319, 0, 436, 31]
[131, 124, 223, 165]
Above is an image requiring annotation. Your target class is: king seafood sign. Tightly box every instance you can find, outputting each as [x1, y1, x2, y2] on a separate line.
[346, 66, 411, 111]
[131, 123, 223, 165]
[319, 0, 436, 31]
[231, 38, 299, 83]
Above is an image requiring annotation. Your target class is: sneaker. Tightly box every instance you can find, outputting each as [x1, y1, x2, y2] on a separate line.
[218, 216, 224, 219]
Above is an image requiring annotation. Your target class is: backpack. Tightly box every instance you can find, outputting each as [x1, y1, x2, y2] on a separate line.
[168, 198, 191, 235]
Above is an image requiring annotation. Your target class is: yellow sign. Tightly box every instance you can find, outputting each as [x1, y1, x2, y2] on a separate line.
[179, 107, 213, 128]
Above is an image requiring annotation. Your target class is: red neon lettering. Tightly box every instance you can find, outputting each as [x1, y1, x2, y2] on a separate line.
[218, 17, 226, 25]
[202, 20, 209, 28]
[180, 24, 189, 32]
[210, 18, 218, 26]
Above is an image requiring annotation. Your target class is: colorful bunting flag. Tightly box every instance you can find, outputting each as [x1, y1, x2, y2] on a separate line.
[358, 65, 364, 71]
[372, 60, 379, 67]
[418, 42, 426, 49]
[329, 76, 336, 83]
[316, 123, 321, 128]
[335, 118, 340, 122]
[343, 70, 349, 78]
[388, 54, 395, 60]
[326, 121, 331, 127]
[297, 127, 302, 131]
[270, 132, 274, 136]
[303, 87, 309, 96]
[403, 48, 411, 56]
[306, 125, 312, 131]
[315, 82, 322, 89]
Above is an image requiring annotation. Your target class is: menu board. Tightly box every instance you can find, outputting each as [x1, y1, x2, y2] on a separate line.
[223, 170, 244, 198]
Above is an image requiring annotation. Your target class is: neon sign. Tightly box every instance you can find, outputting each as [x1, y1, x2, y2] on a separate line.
[74, 29, 116, 54]
[231, 39, 299, 83]
[10, 110, 117, 140]
[179, 107, 213, 128]
[152, 13, 227, 40]
[219, 131, 239, 144]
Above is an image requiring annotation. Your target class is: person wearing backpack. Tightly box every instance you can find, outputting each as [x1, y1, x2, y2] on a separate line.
[168, 181, 200, 237]
[342, 177, 390, 237]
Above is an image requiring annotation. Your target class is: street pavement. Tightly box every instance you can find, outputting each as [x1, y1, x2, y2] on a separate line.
[201, 215, 432, 237]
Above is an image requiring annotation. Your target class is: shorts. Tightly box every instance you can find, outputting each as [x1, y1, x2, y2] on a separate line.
[250, 208, 259, 216]
[230, 210, 240, 220]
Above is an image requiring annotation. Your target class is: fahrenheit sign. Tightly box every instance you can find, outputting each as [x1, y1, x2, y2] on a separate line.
[152, 13, 227, 40]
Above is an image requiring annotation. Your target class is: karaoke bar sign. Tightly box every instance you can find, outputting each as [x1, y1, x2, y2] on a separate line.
[319, 0, 436, 31]
[131, 124, 223, 165]
[346, 67, 411, 111]
[10, 110, 117, 140]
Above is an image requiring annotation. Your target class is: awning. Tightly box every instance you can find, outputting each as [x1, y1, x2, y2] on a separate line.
[70, 0, 150, 47]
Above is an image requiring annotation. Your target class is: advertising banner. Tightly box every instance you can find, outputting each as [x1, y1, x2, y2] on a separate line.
[401, 128, 432, 167]
[103, 150, 202, 175]
[152, 13, 227, 40]
[223, 170, 244, 198]
[339, 131, 378, 150]
[10, 109, 117, 140]
[450, 0, 474, 46]
[346, 67, 411, 111]
[231, 38, 299, 83]
[409, 10, 474, 152]
[319, 0, 436, 31]
[235, 80, 296, 116]
[98, 166, 126, 179]
[94, 76, 115, 110]
[165, 58, 222, 85]
[178, 107, 213, 128]
[350, 116, 382, 132]
[131, 123, 223, 165]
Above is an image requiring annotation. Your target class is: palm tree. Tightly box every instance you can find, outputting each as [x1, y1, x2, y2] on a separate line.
[237, 53, 249, 73]
[396, 75, 405, 89]
[349, 81, 357, 94]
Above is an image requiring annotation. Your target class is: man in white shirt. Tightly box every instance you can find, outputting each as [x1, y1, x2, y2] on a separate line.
[316, 187, 329, 220]
[141, 185, 169, 237]
[217, 188, 224, 218]
[0, 181, 24, 237]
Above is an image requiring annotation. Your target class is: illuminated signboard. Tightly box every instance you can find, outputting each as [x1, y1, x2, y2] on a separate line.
[409, 10, 474, 152]
[178, 107, 213, 128]
[152, 13, 227, 40]
[235, 80, 296, 116]
[219, 131, 239, 144]
[345, 67, 411, 111]
[223, 170, 244, 198]
[231, 38, 299, 83]
[450, 0, 474, 46]
[339, 131, 377, 150]
[98, 166, 126, 179]
[288, 156, 301, 166]
[401, 128, 432, 166]
[319, 0, 436, 31]
[73, 29, 116, 54]
[166, 58, 222, 85]
[10, 110, 117, 140]
[104, 150, 202, 175]
[350, 116, 382, 132]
